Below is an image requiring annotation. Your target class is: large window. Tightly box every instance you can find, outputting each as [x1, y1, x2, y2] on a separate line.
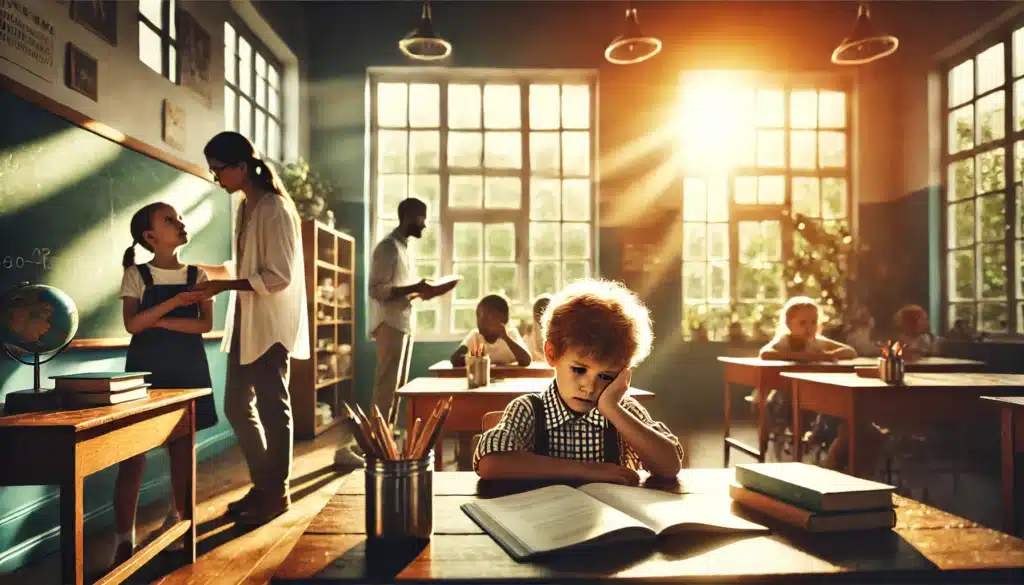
[138, 0, 178, 83]
[678, 73, 851, 340]
[224, 22, 283, 162]
[943, 29, 1024, 334]
[369, 71, 596, 340]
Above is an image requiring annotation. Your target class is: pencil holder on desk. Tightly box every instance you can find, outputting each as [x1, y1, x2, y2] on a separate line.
[878, 356, 905, 384]
[365, 450, 434, 541]
[466, 354, 490, 388]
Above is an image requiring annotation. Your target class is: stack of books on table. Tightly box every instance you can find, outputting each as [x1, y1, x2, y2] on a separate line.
[730, 462, 897, 532]
[50, 372, 151, 408]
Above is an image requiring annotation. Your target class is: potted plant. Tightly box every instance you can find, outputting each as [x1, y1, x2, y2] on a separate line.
[280, 158, 333, 224]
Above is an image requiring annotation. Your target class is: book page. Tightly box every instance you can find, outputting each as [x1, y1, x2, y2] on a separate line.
[468, 484, 652, 555]
[579, 483, 768, 535]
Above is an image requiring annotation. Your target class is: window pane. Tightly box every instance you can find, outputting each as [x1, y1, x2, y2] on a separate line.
[409, 131, 440, 172]
[978, 192, 1006, 242]
[530, 132, 560, 175]
[453, 263, 482, 302]
[949, 105, 974, 154]
[756, 89, 784, 127]
[224, 23, 236, 84]
[255, 111, 266, 155]
[792, 177, 820, 218]
[448, 131, 482, 168]
[416, 301, 439, 334]
[818, 91, 846, 128]
[409, 83, 440, 128]
[818, 131, 846, 168]
[683, 263, 707, 300]
[269, 88, 280, 118]
[140, 0, 162, 29]
[562, 84, 590, 129]
[758, 176, 785, 204]
[948, 200, 975, 248]
[562, 132, 590, 176]
[709, 262, 729, 301]
[979, 302, 1008, 333]
[790, 131, 816, 169]
[377, 175, 407, 219]
[483, 84, 520, 129]
[563, 261, 589, 285]
[448, 84, 481, 129]
[708, 224, 728, 260]
[139, 23, 162, 75]
[409, 174, 440, 214]
[485, 223, 516, 261]
[449, 176, 483, 208]
[377, 130, 407, 174]
[486, 263, 518, 300]
[562, 223, 590, 259]
[169, 46, 178, 84]
[980, 243, 1007, 298]
[238, 98, 252, 140]
[529, 84, 560, 130]
[976, 43, 1005, 95]
[256, 75, 267, 107]
[484, 177, 521, 209]
[948, 158, 974, 201]
[530, 222, 560, 259]
[707, 177, 728, 222]
[683, 178, 707, 221]
[238, 37, 252, 95]
[948, 59, 974, 107]
[821, 178, 847, 219]
[255, 53, 266, 81]
[757, 130, 784, 167]
[976, 148, 1005, 194]
[224, 89, 236, 130]
[484, 132, 521, 168]
[530, 179, 560, 220]
[450, 304, 475, 333]
[377, 83, 408, 127]
[562, 179, 590, 221]
[410, 223, 438, 258]
[684, 223, 706, 261]
[268, 65, 279, 89]
[268, 119, 281, 161]
[789, 90, 817, 129]
[948, 302, 976, 329]
[453, 223, 483, 261]
[734, 176, 756, 204]
[976, 91, 1005, 145]
[530, 262, 559, 298]
[168, 0, 176, 38]
[1015, 27, 1024, 77]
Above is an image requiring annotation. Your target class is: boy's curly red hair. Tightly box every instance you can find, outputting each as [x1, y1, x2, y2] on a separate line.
[541, 279, 653, 368]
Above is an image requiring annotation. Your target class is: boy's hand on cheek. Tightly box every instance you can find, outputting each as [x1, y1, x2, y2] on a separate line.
[584, 462, 639, 486]
[597, 367, 631, 416]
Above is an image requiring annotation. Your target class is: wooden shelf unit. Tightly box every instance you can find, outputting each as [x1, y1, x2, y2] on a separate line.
[292, 220, 355, 439]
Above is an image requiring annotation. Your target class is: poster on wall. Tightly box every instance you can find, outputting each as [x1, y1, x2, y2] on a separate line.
[0, 0, 57, 82]
[178, 9, 212, 107]
[70, 0, 116, 46]
[162, 99, 186, 150]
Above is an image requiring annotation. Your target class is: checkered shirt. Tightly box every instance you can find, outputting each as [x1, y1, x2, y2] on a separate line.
[473, 381, 683, 471]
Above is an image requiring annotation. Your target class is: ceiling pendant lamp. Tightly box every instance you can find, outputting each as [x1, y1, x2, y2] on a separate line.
[831, 2, 899, 65]
[604, 1, 662, 65]
[398, 0, 452, 61]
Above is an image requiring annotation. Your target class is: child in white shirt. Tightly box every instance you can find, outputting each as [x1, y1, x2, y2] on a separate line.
[523, 294, 552, 362]
[451, 295, 532, 366]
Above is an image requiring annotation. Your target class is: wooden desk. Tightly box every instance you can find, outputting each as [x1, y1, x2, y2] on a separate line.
[274, 468, 1024, 583]
[981, 396, 1024, 536]
[0, 388, 209, 585]
[782, 372, 1024, 478]
[397, 377, 654, 471]
[719, 357, 986, 466]
[428, 360, 555, 379]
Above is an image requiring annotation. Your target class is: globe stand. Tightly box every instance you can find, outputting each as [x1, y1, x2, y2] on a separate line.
[2, 341, 73, 415]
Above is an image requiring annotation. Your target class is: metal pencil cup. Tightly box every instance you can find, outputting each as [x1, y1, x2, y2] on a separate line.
[466, 354, 490, 388]
[365, 450, 434, 541]
[878, 356, 905, 384]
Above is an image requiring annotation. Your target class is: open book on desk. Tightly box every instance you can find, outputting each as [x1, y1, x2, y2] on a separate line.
[461, 482, 768, 561]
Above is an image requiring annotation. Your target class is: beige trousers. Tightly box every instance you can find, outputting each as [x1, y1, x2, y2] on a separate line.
[371, 323, 408, 422]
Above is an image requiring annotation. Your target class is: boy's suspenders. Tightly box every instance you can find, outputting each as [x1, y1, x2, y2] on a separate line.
[528, 393, 620, 464]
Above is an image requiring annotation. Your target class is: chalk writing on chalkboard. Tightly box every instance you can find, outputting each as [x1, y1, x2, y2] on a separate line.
[1, 248, 52, 270]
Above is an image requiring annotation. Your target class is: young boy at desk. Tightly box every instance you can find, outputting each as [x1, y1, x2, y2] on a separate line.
[473, 279, 684, 484]
[450, 294, 532, 367]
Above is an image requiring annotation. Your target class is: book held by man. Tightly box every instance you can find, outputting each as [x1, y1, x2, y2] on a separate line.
[462, 482, 768, 561]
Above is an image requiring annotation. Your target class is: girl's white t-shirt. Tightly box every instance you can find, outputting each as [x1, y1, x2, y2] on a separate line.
[119, 264, 209, 299]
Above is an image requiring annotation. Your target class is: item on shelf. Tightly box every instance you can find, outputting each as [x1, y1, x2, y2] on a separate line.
[317, 277, 335, 303]
[335, 282, 351, 306]
[317, 363, 329, 383]
[316, 401, 334, 426]
[338, 344, 352, 377]
[328, 354, 339, 379]
[324, 209, 336, 229]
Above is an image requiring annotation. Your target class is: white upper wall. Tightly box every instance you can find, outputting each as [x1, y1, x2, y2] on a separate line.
[0, 0, 305, 168]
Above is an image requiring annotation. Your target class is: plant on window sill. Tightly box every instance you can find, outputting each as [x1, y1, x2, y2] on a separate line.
[280, 158, 335, 225]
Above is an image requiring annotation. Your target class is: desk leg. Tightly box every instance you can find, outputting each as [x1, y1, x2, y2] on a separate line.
[791, 382, 802, 463]
[723, 379, 732, 467]
[434, 432, 445, 471]
[60, 475, 84, 585]
[1001, 407, 1017, 535]
[172, 401, 198, 563]
[756, 381, 768, 463]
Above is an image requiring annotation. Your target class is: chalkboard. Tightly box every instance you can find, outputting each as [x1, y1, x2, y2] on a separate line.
[0, 86, 232, 345]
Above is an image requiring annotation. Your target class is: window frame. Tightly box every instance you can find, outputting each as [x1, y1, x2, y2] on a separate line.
[940, 23, 1022, 336]
[223, 18, 285, 163]
[367, 68, 599, 342]
[137, 0, 178, 83]
[678, 72, 854, 341]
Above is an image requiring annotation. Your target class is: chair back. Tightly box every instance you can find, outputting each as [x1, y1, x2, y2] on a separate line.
[387, 332, 416, 428]
[470, 410, 507, 460]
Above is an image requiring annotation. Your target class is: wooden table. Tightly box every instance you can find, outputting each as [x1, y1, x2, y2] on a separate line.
[719, 357, 986, 466]
[0, 388, 209, 585]
[981, 396, 1024, 536]
[782, 372, 1024, 478]
[397, 377, 654, 471]
[274, 468, 1024, 583]
[427, 360, 555, 379]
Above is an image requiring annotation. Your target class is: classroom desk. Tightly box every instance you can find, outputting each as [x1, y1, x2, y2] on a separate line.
[981, 396, 1024, 536]
[427, 360, 555, 379]
[718, 356, 986, 467]
[782, 372, 1024, 479]
[0, 388, 209, 585]
[273, 468, 1024, 583]
[397, 377, 654, 471]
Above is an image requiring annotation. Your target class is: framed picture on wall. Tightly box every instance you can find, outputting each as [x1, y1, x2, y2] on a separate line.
[162, 100, 186, 150]
[70, 0, 117, 46]
[178, 9, 212, 107]
[65, 43, 98, 101]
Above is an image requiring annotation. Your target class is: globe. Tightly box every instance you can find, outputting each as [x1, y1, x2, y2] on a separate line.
[0, 283, 79, 357]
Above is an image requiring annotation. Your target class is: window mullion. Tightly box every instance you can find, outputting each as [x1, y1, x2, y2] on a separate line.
[439, 80, 451, 335]
[520, 80, 532, 308]
[1003, 38, 1017, 333]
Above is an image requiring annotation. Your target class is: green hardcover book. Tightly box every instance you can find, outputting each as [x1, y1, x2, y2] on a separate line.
[735, 462, 894, 512]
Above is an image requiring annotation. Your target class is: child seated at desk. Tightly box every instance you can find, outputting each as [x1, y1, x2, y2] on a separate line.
[450, 294, 532, 367]
[524, 294, 552, 362]
[473, 279, 684, 484]
[893, 304, 937, 360]
[759, 296, 857, 362]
